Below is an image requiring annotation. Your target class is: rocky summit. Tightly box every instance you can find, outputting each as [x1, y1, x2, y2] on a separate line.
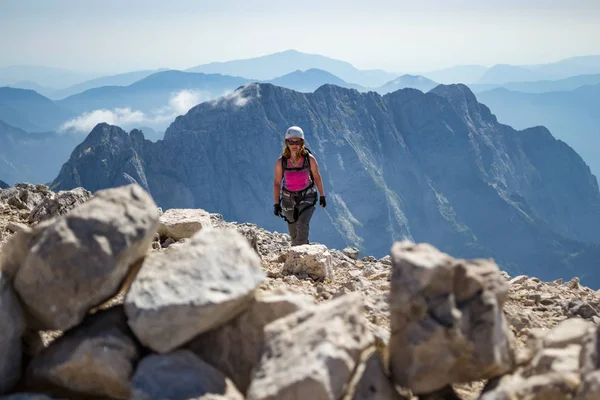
[50, 83, 600, 288]
[1, 183, 600, 399]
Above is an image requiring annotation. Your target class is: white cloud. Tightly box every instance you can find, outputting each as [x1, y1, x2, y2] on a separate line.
[168, 89, 205, 115]
[59, 89, 208, 134]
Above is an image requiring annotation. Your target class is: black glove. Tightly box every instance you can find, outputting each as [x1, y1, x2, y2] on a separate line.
[319, 196, 327, 208]
[274, 203, 282, 217]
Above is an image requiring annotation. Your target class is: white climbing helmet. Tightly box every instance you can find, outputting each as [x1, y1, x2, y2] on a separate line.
[285, 126, 304, 140]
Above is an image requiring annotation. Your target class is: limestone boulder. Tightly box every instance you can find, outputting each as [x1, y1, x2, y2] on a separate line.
[125, 227, 265, 353]
[130, 350, 244, 400]
[24, 307, 140, 399]
[388, 241, 515, 394]
[246, 292, 374, 400]
[186, 288, 315, 394]
[157, 208, 212, 241]
[343, 348, 407, 400]
[480, 318, 600, 400]
[282, 244, 332, 280]
[13, 184, 160, 331]
[0, 271, 26, 394]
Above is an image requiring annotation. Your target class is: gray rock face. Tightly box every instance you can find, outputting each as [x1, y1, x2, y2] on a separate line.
[51, 83, 600, 287]
[480, 318, 599, 400]
[130, 350, 244, 400]
[344, 348, 408, 400]
[0, 272, 25, 394]
[24, 307, 140, 400]
[388, 241, 515, 394]
[185, 288, 315, 394]
[12, 184, 160, 330]
[124, 227, 265, 353]
[246, 292, 374, 400]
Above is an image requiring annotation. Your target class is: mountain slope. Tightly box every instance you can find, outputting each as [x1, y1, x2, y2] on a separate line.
[475, 84, 600, 181]
[0, 87, 75, 132]
[0, 120, 81, 185]
[52, 83, 600, 287]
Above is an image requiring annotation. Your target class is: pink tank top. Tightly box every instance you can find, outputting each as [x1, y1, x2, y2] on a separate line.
[283, 157, 312, 191]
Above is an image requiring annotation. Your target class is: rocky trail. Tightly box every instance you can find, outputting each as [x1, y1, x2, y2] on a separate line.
[1, 183, 599, 399]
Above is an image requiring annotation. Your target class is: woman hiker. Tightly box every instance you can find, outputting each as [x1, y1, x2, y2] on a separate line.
[273, 126, 326, 246]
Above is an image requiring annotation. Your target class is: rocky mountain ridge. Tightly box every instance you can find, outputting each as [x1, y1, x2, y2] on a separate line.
[51, 82, 600, 287]
[1, 183, 600, 399]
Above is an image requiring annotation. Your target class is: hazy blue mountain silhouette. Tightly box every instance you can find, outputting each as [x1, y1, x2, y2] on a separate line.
[0, 65, 98, 88]
[186, 49, 397, 87]
[266, 69, 365, 92]
[422, 65, 488, 84]
[468, 73, 600, 94]
[50, 69, 169, 100]
[57, 70, 252, 115]
[0, 120, 81, 185]
[5, 80, 57, 97]
[422, 55, 600, 85]
[375, 75, 438, 94]
[533, 55, 600, 78]
[52, 83, 600, 287]
[0, 179, 9, 189]
[0, 87, 75, 132]
[477, 64, 546, 84]
[476, 84, 600, 182]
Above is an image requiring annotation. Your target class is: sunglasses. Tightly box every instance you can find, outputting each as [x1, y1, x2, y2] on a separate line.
[287, 140, 303, 146]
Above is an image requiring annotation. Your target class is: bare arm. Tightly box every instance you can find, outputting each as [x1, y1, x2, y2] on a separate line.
[309, 155, 325, 197]
[274, 157, 283, 204]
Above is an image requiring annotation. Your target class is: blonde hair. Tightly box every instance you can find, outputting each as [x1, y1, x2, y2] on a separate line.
[282, 140, 308, 160]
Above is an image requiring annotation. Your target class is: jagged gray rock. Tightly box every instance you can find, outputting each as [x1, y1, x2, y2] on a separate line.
[0, 184, 53, 212]
[388, 241, 515, 394]
[344, 348, 408, 400]
[27, 187, 91, 224]
[130, 350, 244, 400]
[12, 184, 160, 330]
[185, 288, 315, 394]
[480, 318, 599, 399]
[124, 227, 265, 353]
[0, 271, 25, 394]
[23, 307, 140, 399]
[246, 292, 374, 400]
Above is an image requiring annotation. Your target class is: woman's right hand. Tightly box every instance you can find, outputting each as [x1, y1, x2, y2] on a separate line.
[274, 203, 282, 217]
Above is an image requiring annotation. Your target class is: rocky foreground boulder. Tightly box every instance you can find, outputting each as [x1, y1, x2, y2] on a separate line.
[1, 183, 600, 399]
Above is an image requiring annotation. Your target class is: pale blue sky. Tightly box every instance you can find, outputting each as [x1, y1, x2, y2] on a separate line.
[1, 0, 599, 74]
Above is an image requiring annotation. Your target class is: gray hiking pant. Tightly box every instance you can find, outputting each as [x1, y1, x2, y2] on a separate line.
[283, 205, 316, 246]
[281, 185, 317, 246]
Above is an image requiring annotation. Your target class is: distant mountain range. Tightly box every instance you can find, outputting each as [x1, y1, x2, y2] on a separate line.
[0, 120, 81, 185]
[0, 65, 98, 89]
[475, 84, 600, 183]
[186, 49, 397, 88]
[50, 83, 600, 288]
[0, 87, 74, 132]
[422, 55, 600, 84]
